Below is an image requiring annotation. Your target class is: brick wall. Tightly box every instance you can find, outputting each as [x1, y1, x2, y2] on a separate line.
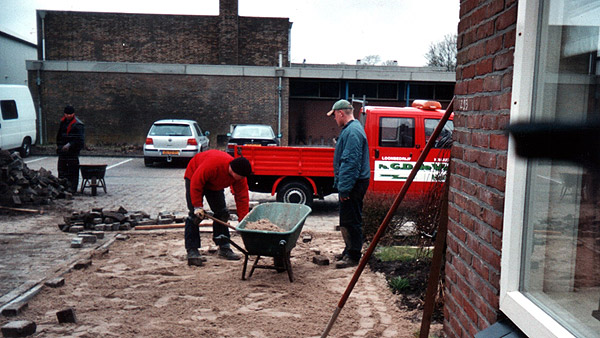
[40, 10, 290, 67]
[29, 71, 288, 147]
[445, 0, 517, 336]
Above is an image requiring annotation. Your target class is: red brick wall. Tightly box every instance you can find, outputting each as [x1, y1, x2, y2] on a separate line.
[40, 10, 290, 67]
[445, 0, 517, 336]
[29, 71, 288, 147]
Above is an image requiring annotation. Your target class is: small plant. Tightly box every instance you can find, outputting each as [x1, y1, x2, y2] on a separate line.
[375, 246, 432, 262]
[388, 276, 410, 293]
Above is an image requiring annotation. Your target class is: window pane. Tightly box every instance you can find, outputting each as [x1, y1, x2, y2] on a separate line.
[424, 119, 453, 148]
[379, 117, 414, 147]
[1, 100, 18, 120]
[521, 1, 600, 337]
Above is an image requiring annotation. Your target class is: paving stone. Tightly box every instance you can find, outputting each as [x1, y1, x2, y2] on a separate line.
[310, 247, 321, 255]
[115, 234, 129, 241]
[70, 237, 83, 248]
[78, 234, 97, 244]
[56, 307, 77, 323]
[302, 234, 312, 243]
[69, 225, 84, 233]
[44, 277, 65, 288]
[94, 224, 105, 231]
[312, 255, 330, 266]
[1, 301, 28, 317]
[1, 320, 36, 337]
[92, 231, 104, 239]
[111, 223, 121, 231]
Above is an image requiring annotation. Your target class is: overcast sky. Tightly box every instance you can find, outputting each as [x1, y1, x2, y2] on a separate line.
[2, 0, 459, 66]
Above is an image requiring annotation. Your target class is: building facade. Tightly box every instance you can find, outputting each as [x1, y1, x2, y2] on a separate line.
[448, 0, 600, 337]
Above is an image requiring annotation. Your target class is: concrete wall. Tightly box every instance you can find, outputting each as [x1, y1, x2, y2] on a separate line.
[444, 0, 516, 336]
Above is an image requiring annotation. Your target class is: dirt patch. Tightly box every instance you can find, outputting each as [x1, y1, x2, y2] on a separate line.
[244, 219, 284, 232]
[4, 229, 443, 337]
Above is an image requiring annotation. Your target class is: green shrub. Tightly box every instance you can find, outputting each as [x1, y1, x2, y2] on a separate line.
[375, 246, 432, 262]
[388, 276, 410, 293]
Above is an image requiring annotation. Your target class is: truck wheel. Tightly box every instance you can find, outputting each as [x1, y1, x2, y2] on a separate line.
[276, 181, 313, 206]
[19, 138, 32, 158]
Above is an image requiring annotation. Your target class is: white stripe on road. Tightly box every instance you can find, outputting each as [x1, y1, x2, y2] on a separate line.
[107, 158, 133, 170]
[24, 157, 48, 164]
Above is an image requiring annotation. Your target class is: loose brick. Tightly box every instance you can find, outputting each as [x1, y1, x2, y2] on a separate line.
[73, 259, 92, 270]
[1, 320, 36, 337]
[312, 255, 329, 266]
[1, 301, 28, 317]
[70, 237, 83, 248]
[56, 308, 77, 323]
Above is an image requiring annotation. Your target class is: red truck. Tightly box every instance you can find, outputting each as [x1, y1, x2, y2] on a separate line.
[233, 100, 453, 206]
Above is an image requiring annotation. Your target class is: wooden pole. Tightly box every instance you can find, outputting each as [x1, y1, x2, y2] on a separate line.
[419, 171, 450, 338]
[0, 206, 43, 214]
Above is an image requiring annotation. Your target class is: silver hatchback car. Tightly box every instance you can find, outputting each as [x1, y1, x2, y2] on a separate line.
[143, 119, 210, 166]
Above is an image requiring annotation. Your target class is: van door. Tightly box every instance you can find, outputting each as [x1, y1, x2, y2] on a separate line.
[370, 113, 422, 194]
[0, 100, 20, 150]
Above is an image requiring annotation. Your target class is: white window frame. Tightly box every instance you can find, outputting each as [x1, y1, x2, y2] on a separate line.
[500, 0, 578, 337]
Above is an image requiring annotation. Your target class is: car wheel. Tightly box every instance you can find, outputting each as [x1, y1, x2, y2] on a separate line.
[276, 181, 313, 206]
[144, 157, 153, 167]
[19, 138, 32, 158]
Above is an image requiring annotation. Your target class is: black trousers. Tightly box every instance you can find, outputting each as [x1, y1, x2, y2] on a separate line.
[339, 178, 370, 261]
[58, 156, 80, 192]
[184, 178, 231, 250]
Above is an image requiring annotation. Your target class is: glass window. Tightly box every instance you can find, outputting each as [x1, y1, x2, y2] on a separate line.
[424, 119, 453, 148]
[504, 1, 600, 337]
[379, 117, 414, 147]
[150, 124, 192, 136]
[1, 100, 18, 120]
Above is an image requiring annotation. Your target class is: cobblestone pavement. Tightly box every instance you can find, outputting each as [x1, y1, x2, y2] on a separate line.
[0, 155, 339, 304]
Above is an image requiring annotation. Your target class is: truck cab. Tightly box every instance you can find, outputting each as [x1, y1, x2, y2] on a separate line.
[361, 100, 453, 197]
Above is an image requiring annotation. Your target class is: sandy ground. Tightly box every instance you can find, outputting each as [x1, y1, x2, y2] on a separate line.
[4, 228, 442, 337]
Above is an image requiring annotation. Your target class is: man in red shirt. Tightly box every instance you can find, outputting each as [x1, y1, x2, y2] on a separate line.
[184, 150, 252, 266]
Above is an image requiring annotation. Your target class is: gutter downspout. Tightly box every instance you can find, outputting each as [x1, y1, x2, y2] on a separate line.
[277, 51, 283, 142]
[37, 11, 46, 144]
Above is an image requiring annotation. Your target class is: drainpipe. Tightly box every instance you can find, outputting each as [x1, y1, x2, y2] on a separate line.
[277, 51, 283, 142]
[38, 11, 46, 144]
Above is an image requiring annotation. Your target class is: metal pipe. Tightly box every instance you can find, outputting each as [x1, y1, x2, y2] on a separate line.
[277, 51, 283, 142]
[321, 97, 455, 337]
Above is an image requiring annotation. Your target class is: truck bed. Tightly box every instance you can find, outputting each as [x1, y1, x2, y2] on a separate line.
[235, 145, 334, 177]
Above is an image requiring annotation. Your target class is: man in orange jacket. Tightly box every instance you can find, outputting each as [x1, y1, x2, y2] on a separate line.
[183, 150, 252, 266]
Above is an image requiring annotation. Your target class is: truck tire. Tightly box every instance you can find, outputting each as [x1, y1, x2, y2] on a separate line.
[276, 181, 313, 206]
[19, 138, 32, 158]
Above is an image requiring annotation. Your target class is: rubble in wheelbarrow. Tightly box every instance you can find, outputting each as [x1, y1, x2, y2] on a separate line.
[59, 206, 186, 233]
[244, 219, 284, 232]
[0, 150, 71, 207]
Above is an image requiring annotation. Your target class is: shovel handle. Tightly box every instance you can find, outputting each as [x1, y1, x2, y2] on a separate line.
[204, 213, 237, 231]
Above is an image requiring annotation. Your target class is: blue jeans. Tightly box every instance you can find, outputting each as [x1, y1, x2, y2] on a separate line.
[339, 178, 370, 261]
[184, 181, 231, 251]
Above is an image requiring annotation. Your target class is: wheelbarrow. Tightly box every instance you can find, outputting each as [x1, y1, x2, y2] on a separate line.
[79, 164, 107, 196]
[216, 202, 311, 282]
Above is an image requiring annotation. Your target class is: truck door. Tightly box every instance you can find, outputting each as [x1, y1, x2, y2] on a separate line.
[370, 114, 421, 193]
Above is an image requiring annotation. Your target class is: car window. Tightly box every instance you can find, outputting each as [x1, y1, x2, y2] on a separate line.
[194, 123, 203, 136]
[379, 117, 414, 147]
[149, 124, 192, 136]
[232, 125, 275, 138]
[424, 119, 453, 148]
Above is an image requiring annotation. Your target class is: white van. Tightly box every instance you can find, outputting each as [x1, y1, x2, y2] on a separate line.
[0, 85, 37, 157]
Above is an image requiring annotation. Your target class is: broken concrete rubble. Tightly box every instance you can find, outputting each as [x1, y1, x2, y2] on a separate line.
[60, 207, 186, 233]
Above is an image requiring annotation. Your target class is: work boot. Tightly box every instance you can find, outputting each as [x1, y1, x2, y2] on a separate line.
[335, 256, 359, 269]
[334, 253, 345, 261]
[218, 247, 241, 261]
[187, 249, 206, 266]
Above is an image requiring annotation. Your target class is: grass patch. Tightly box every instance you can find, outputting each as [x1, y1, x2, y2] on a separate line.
[375, 246, 432, 262]
[388, 276, 410, 292]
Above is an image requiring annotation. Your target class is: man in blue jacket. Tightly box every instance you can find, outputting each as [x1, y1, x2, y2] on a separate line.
[327, 99, 370, 268]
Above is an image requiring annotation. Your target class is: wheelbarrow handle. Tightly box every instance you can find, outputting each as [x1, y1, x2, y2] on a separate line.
[204, 213, 237, 231]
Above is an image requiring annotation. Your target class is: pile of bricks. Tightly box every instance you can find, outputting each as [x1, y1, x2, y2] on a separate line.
[0, 150, 70, 207]
[59, 206, 185, 233]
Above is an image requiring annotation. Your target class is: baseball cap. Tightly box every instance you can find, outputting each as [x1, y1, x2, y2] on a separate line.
[326, 99, 353, 116]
